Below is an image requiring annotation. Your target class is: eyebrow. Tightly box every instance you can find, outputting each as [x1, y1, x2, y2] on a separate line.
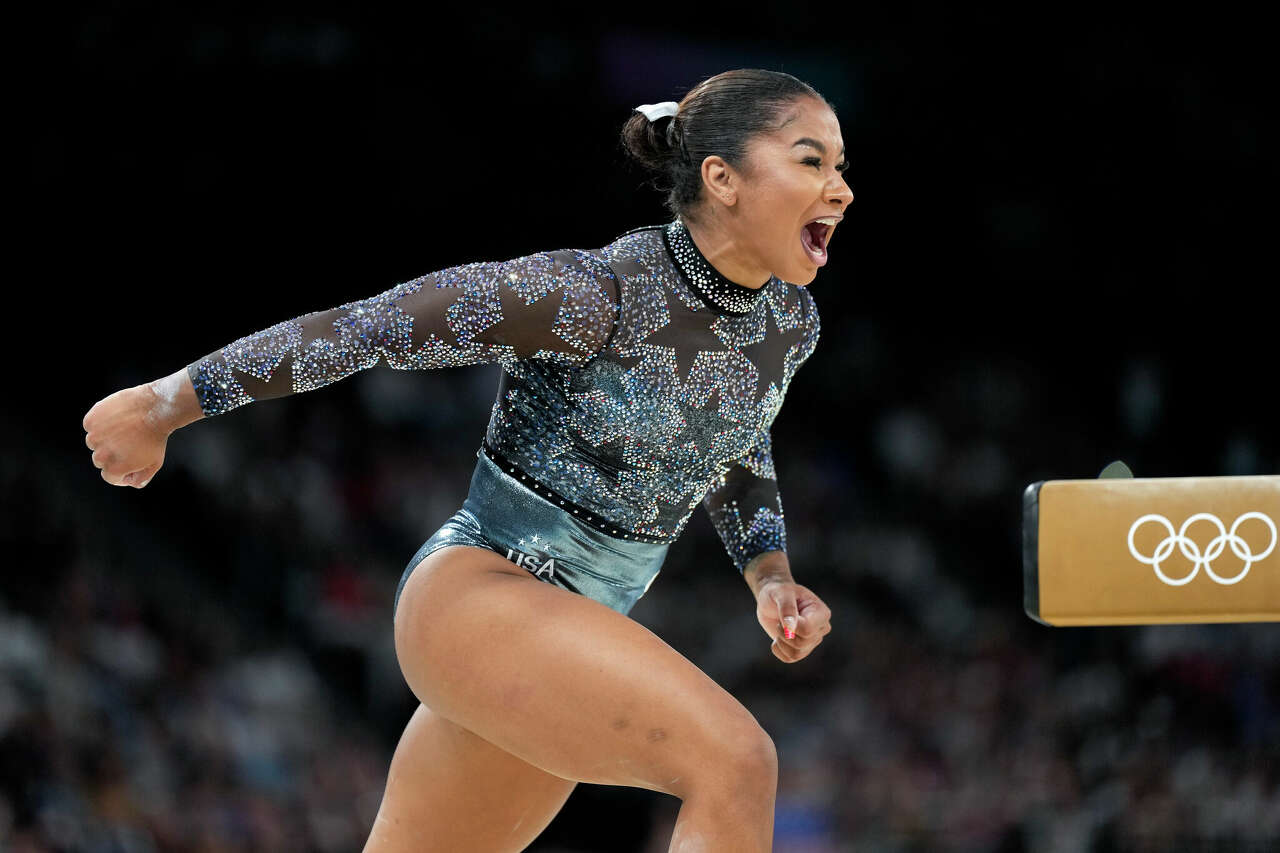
[792, 138, 846, 157]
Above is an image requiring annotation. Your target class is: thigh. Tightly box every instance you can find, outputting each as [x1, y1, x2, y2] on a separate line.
[393, 545, 766, 797]
[365, 702, 576, 853]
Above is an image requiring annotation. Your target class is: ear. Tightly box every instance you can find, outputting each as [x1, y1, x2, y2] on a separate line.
[700, 155, 737, 208]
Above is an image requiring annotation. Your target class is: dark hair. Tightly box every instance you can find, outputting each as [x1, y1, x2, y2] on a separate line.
[620, 69, 830, 222]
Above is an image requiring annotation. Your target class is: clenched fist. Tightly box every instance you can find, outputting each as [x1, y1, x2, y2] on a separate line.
[82, 369, 203, 488]
[755, 579, 833, 663]
[743, 550, 833, 663]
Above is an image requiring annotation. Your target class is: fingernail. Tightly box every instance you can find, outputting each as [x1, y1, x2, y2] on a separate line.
[783, 626, 796, 640]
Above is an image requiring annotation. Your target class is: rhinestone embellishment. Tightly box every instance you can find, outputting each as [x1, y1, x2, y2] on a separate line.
[664, 219, 768, 316]
[186, 223, 819, 568]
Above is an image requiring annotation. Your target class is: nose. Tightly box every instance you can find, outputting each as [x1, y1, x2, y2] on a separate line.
[827, 173, 854, 207]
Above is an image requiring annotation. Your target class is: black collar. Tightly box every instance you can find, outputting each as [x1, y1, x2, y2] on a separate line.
[661, 219, 770, 316]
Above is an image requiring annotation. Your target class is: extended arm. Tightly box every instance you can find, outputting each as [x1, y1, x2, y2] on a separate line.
[187, 249, 617, 416]
[84, 247, 618, 486]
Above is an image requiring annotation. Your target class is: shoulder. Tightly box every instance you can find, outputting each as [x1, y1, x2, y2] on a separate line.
[616, 222, 668, 240]
[520, 247, 618, 305]
[600, 223, 670, 267]
[573, 225, 674, 294]
[541, 224, 668, 279]
[518, 224, 671, 309]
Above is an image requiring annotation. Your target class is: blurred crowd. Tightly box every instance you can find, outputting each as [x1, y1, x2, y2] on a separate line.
[3, 346, 1276, 851]
[0, 593, 385, 852]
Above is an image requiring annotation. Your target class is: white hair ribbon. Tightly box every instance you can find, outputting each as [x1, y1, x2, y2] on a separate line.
[634, 101, 679, 122]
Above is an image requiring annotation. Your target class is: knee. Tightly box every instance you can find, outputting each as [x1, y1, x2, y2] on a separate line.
[681, 715, 777, 802]
[725, 721, 778, 790]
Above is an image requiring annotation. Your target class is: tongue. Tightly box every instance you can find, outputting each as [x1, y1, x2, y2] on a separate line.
[801, 223, 828, 265]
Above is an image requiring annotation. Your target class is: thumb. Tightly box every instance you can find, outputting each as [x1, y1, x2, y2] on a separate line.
[770, 587, 799, 640]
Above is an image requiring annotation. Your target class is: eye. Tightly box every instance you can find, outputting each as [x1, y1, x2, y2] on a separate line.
[803, 156, 851, 174]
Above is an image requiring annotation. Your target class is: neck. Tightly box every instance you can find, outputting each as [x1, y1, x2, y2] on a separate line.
[682, 212, 772, 290]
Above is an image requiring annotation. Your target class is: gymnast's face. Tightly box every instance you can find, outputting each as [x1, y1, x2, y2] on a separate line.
[714, 97, 853, 286]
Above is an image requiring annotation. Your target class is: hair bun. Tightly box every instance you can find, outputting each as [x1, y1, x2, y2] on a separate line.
[620, 109, 679, 175]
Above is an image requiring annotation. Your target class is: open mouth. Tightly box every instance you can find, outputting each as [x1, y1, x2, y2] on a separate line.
[801, 217, 839, 267]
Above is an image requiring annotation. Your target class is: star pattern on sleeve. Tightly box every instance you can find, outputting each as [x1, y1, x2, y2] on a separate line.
[478, 283, 568, 359]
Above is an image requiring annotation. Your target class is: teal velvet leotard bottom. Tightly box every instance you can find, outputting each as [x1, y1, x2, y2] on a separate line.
[394, 449, 671, 618]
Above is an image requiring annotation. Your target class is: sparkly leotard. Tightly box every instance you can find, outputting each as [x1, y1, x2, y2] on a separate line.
[188, 220, 820, 582]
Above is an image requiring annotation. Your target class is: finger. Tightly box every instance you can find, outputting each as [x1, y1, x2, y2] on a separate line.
[794, 598, 832, 638]
[794, 621, 830, 643]
[774, 630, 809, 655]
[85, 432, 96, 451]
[790, 625, 827, 651]
[101, 469, 128, 487]
[770, 588, 800, 640]
[793, 615, 823, 639]
[91, 448, 109, 470]
[776, 637, 819, 663]
[125, 465, 159, 488]
[796, 611, 832, 639]
[796, 591, 832, 623]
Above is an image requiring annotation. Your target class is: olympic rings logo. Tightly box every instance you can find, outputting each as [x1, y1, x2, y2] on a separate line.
[1127, 513, 1277, 586]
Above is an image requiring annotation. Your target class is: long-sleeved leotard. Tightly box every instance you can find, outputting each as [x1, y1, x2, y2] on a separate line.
[188, 220, 820, 571]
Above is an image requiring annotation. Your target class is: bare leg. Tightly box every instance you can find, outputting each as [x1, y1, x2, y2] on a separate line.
[364, 702, 576, 852]
[370, 545, 777, 852]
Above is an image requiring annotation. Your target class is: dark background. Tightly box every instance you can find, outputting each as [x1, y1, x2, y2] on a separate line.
[4, 5, 1277, 851]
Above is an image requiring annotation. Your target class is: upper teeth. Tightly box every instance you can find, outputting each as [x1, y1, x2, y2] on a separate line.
[813, 217, 839, 226]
